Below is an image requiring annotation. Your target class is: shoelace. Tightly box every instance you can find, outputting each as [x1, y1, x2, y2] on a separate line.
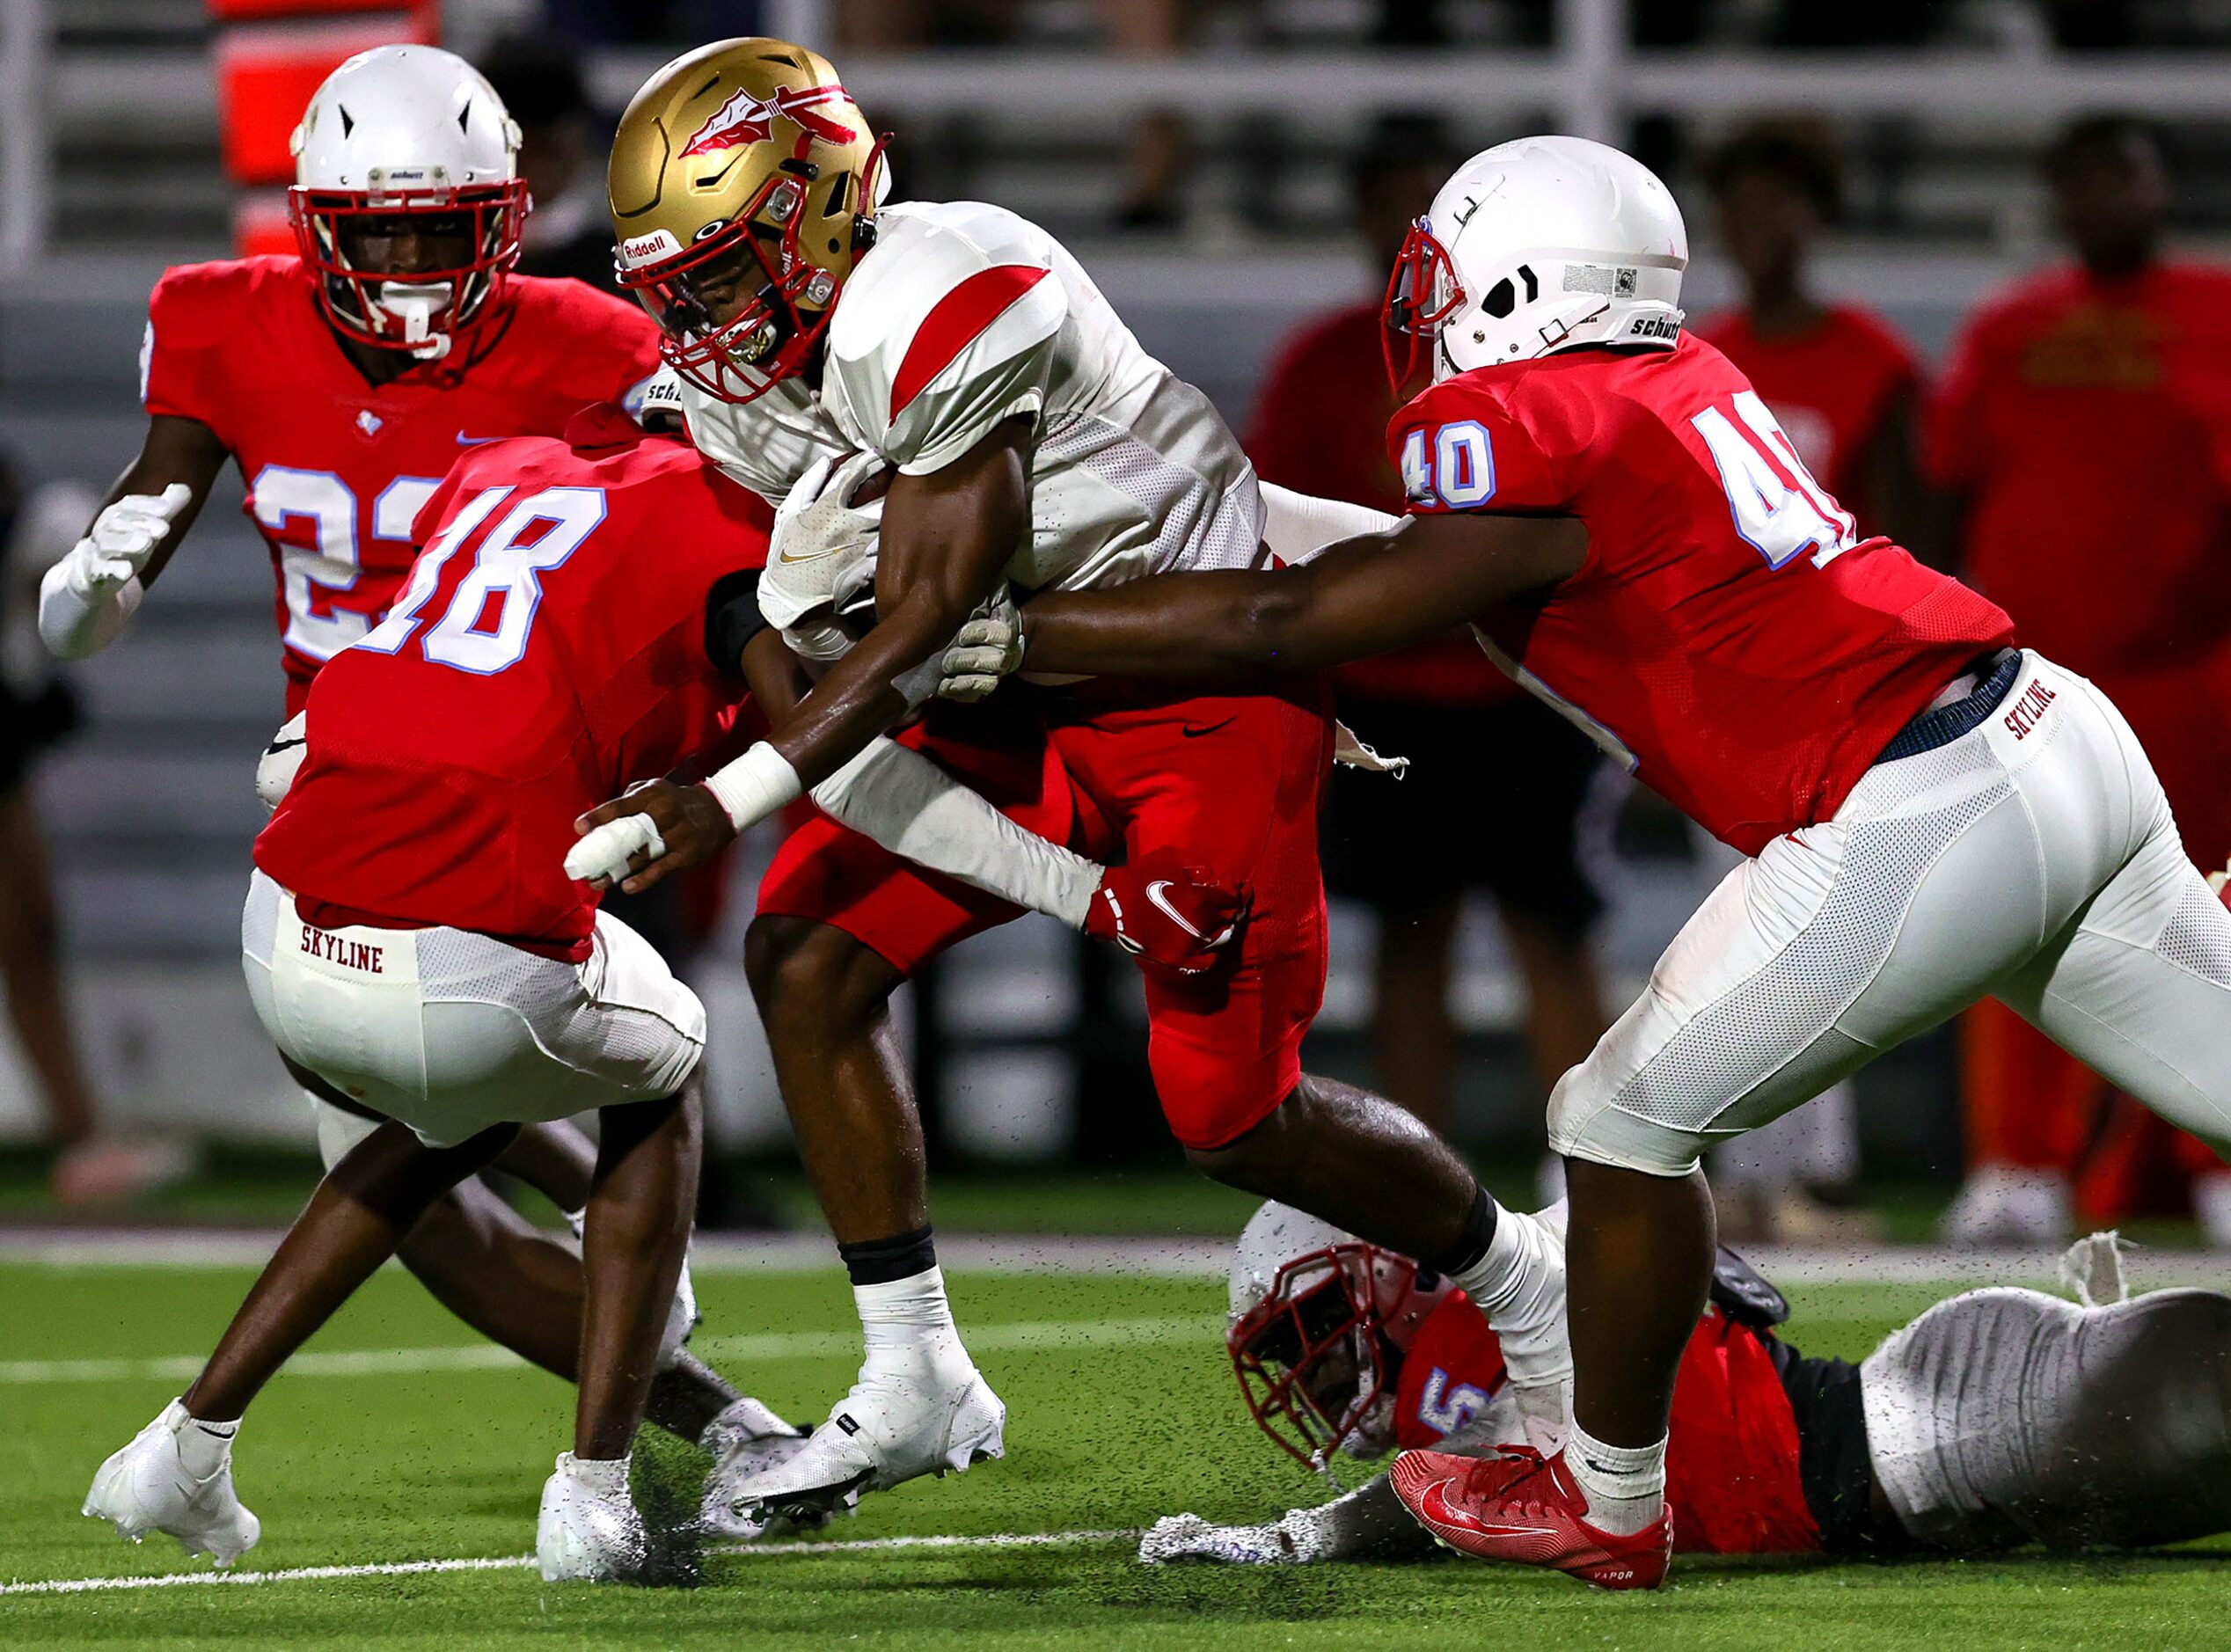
[1458, 1445, 1569, 1520]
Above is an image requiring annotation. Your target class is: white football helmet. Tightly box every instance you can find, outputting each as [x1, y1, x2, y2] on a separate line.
[1386, 135, 1687, 384]
[289, 45, 527, 359]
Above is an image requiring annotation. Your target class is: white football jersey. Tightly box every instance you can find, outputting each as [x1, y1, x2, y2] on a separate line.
[682, 199, 1266, 597]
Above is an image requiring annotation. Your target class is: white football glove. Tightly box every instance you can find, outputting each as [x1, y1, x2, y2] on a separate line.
[761, 449, 889, 636]
[936, 609, 1024, 703]
[39, 484, 192, 659]
[81, 484, 192, 585]
[255, 712, 308, 813]
[1138, 1509, 1327, 1567]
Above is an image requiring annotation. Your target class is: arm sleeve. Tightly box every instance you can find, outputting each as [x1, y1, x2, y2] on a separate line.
[1258, 483, 1403, 566]
[703, 568, 768, 678]
[809, 738, 1101, 926]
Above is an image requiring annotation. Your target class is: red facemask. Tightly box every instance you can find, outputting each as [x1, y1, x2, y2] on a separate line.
[1382, 217, 1466, 398]
[1228, 1241, 1452, 1475]
[289, 179, 528, 355]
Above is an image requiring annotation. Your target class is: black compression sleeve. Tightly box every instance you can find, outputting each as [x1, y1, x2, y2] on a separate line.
[704, 568, 768, 678]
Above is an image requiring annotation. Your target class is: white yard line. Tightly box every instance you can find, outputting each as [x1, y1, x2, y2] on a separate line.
[4, 1225, 2223, 1287]
[0, 1230, 1236, 1276]
[0, 1312, 1225, 1386]
[0, 1529, 1136, 1597]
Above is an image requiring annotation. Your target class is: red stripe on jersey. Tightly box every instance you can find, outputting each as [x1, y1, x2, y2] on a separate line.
[889, 264, 1050, 420]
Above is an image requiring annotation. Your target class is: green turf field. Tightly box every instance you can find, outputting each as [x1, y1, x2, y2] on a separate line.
[5, 1261, 2226, 1649]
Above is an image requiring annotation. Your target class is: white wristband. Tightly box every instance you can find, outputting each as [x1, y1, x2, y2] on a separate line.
[700, 742, 804, 835]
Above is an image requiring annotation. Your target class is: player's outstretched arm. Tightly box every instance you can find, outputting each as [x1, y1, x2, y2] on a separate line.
[996, 510, 1586, 686]
[39, 414, 226, 659]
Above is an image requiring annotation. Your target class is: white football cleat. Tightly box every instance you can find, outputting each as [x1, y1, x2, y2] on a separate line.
[725, 1360, 1006, 1524]
[1941, 1166, 2072, 1248]
[698, 1398, 833, 1540]
[83, 1400, 260, 1568]
[536, 1452, 646, 1582]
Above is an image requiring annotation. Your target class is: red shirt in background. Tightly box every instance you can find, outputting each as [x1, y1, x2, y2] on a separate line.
[1247, 300, 1514, 705]
[1694, 303, 1919, 527]
[1922, 260, 2231, 679]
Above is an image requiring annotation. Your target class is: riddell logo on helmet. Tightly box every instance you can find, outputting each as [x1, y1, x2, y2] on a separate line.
[618, 229, 682, 267]
[680, 84, 858, 157]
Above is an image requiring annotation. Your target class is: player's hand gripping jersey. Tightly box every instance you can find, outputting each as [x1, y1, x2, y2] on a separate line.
[254, 405, 771, 957]
[1393, 333, 2015, 854]
[685, 200, 1268, 597]
[143, 256, 661, 708]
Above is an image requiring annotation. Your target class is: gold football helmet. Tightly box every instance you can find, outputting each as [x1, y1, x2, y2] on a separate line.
[608, 38, 884, 404]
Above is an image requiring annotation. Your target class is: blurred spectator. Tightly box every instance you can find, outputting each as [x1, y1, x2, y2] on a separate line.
[830, 1, 1190, 230]
[479, 37, 616, 292]
[1925, 116, 2231, 1245]
[1, 457, 192, 1204]
[1247, 117, 1609, 1137]
[1696, 122, 1927, 546]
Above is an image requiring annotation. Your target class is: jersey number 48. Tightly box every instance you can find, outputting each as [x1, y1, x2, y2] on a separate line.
[358, 484, 606, 674]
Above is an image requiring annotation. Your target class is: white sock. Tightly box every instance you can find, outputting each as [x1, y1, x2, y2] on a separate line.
[1565, 1422, 1664, 1537]
[176, 1414, 238, 1481]
[1447, 1204, 1568, 1384]
[855, 1265, 969, 1378]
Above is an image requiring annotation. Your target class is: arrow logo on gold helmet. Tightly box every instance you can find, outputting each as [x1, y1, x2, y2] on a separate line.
[681, 83, 858, 157]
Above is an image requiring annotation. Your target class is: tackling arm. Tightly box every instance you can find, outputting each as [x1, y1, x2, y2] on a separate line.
[39, 413, 227, 659]
[995, 510, 1587, 685]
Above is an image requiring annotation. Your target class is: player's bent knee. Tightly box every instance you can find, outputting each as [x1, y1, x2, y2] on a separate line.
[1180, 1083, 1306, 1188]
[745, 914, 902, 1040]
[1547, 1085, 1708, 1179]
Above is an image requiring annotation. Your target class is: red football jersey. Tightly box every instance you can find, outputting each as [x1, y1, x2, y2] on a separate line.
[1391, 1294, 1818, 1556]
[1922, 259, 2231, 678]
[1249, 300, 1514, 706]
[142, 255, 662, 713]
[1693, 304, 1919, 524]
[253, 406, 772, 958]
[1391, 335, 2015, 854]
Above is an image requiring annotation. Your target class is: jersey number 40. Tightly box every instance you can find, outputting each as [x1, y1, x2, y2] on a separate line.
[1691, 391, 1860, 570]
[357, 485, 606, 674]
[1401, 391, 1861, 572]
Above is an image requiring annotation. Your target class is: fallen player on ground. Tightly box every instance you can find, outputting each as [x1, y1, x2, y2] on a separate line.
[1145, 1202, 2231, 1565]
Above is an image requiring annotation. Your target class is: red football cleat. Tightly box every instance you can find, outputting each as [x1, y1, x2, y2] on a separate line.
[1390, 1445, 1671, 1590]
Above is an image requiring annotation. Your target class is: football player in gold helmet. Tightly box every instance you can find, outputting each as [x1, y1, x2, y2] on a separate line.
[580, 39, 1559, 1539]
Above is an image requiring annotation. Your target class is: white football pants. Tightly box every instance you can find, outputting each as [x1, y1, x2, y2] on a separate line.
[242, 871, 705, 1149]
[1548, 651, 2231, 1177]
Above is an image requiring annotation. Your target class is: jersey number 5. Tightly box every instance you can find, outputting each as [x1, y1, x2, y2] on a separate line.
[358, 484, 607, 674]
[1692, 391, 1859, 569]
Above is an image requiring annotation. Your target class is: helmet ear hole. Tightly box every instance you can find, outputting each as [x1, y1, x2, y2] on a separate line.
[1482, 277, 1517, 319]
